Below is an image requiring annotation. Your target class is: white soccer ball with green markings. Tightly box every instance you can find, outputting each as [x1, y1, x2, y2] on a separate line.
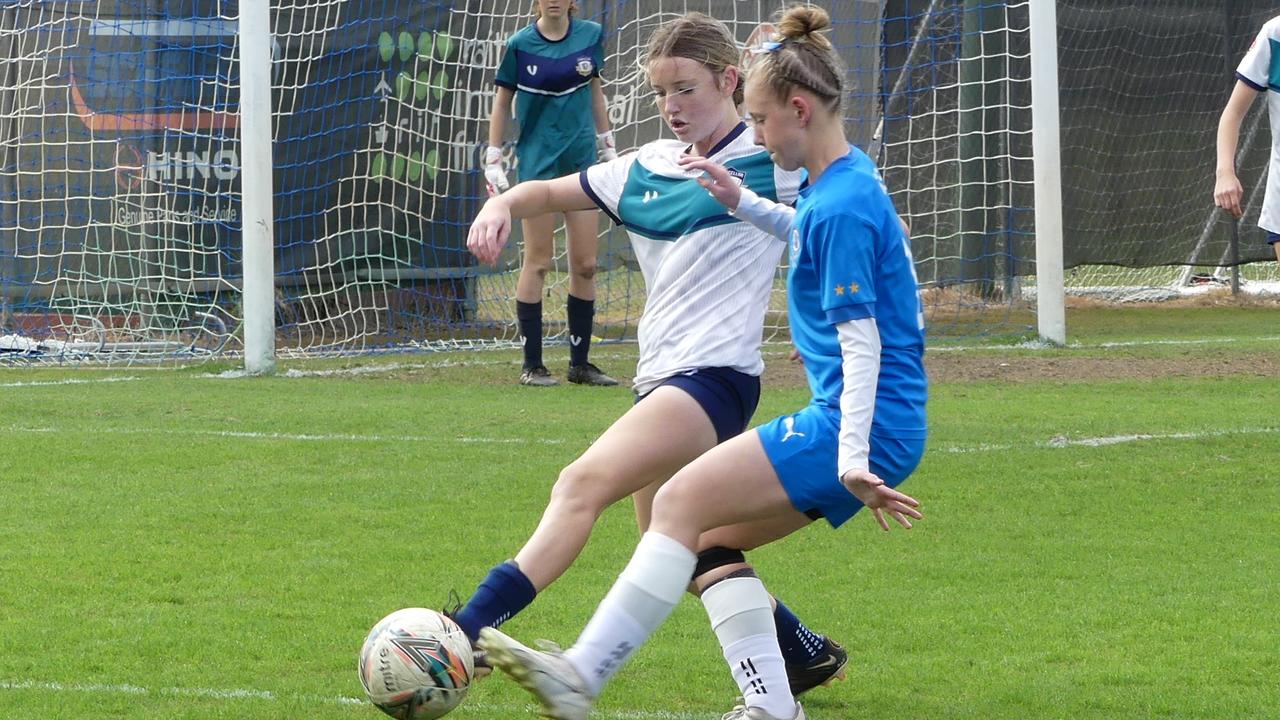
[359, 608, 474, 719]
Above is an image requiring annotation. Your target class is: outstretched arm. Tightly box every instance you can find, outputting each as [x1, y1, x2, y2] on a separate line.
[467, 175, 596, 265]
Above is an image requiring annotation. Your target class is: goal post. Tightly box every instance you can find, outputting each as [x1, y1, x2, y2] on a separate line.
[1029, 0, 1065, 345]
[240, 0, 277, 375]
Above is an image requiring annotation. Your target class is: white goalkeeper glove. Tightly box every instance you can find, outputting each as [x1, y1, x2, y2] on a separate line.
[596, 130, 617, 162]
[483, 146, 510, 197]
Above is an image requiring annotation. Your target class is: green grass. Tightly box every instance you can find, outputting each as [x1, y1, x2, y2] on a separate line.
[1, 305, 1277, 720]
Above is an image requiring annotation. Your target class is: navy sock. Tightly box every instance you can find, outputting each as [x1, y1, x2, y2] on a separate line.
[453, 562, 537, 642]
[774, 600, 825, 665]
[566, 294, 594, 367]
[516, 300, 543, 370]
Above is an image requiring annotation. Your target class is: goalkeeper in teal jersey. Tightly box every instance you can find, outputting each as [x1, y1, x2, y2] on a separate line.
[486, 0, 618, 387]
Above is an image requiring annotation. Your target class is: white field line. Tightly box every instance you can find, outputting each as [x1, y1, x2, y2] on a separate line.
[2, 337, 1277, 383]
[4, 423, 1275, 453]
[0, 425, 568, 445]
[0, 678, 702, 720]
[924, 334, 1280, 352]
[935, 426, 1279, 454]
[0, 376, 140, 388]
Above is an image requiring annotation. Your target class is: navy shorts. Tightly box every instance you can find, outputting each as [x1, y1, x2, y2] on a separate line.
[756, 403, 926, 528]
[1267, 231, 1280, 246]
[635, 367, 761, 444]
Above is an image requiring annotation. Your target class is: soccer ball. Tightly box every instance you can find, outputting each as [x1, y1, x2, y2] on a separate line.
[359, 608, 475, 720]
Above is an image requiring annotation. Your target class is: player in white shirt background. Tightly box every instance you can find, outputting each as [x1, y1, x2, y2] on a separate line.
[456, 9, 848, 704]
[478, 5, 927, 720]
[1215, 13, 1280, 262]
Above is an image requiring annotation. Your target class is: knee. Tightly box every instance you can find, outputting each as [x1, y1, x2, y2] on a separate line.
[546, 463, 611, 518]
[522, 259, 552, 282]
[570, 258, 598, 282]
[650, 481, 701, 530]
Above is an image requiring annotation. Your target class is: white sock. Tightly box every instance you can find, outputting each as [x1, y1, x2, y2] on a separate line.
[702, 577, 797, 719]
[564, 532, 696, 696]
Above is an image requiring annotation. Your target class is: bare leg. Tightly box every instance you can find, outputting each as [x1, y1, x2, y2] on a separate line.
[563, 209, 599, 301]
[516, 214, 556, 304]
[512, 386, 717, 590]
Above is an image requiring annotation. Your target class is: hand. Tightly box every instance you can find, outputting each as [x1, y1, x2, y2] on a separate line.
[1214, 171, 1244, 219]
[467, 198, 513, 266]
[677, 155, 742, 212]
[840, 469, 923, 531]
[788, 347, 803, 364]
[596, 130, 618, 162]
[484, 146, 510, 197]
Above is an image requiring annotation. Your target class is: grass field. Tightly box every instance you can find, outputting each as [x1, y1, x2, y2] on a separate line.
[1, 304, 1278, 720]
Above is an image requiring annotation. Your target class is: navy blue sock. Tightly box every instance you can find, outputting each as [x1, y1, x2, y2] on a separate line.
[774, 600, 825, 665]
[516, 300, 543, 370]
[453, 562, 537, 642]
[566, 294, 594, 367]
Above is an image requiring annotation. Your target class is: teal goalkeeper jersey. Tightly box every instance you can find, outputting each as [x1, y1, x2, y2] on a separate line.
[495, 19, 604, 158]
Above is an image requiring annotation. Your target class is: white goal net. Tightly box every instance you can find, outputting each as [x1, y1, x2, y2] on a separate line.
[1, 0, 1048, 363]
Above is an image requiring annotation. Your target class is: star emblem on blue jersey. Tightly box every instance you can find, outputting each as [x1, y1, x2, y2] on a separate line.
[848, 282, 860, 294]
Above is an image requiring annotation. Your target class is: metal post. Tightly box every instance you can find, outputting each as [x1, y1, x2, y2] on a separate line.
[1029, 0, 1066, 344]
[240, 0, 276, 373]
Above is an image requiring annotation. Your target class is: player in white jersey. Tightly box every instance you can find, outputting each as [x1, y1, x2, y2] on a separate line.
[1215, 13, 1280, 261]
[454, 11, 847, 700]
[479, 7, 926, 720]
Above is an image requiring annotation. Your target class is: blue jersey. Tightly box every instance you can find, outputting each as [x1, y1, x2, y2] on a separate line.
[495, 19, 603, 158]
[787, 148, 927, 440]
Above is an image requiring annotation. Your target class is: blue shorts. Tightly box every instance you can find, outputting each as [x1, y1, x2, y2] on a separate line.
[516, 136, 596, 183]
[635, 367, 761, 444]
[756, 403, 926, 528]
[1267, 231, 1280, 246]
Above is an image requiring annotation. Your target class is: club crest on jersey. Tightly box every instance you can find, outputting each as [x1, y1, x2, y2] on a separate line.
[726, 167, 746, 188]
[575, 57, 594, 77]
[790, 228, 801, 258]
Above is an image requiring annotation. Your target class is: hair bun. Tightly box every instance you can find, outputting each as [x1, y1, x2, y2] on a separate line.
[776, 4, 833, 49]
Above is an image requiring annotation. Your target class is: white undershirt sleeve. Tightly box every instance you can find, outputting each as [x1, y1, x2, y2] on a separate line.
[836, 317, 880, 479]
[729, 187, 796, 241]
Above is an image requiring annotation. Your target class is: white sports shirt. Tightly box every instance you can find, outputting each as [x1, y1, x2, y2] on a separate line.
[1237, 15, 1280, 233]
[579, 123, 802, 394]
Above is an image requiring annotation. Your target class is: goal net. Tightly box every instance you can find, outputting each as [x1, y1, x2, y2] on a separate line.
[1, 0, 1043, 363]
[1056, 0, 1280, 301]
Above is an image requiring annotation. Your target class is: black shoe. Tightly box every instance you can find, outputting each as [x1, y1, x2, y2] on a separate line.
[471, 647, 493, 680]
[566, 362, 618, 386]
[519, 366, 559, 386]
[441, 593, 492, 680]
[786, 637, 848, 696]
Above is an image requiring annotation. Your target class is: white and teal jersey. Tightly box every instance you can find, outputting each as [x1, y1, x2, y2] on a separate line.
[495, 19, 603, 160]
[580, 123, 802, 394]
[788, 147, 927, 440]
[1237, 15, 1280, 234]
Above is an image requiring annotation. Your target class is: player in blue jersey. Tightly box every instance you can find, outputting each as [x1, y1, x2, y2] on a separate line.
[457, 9, 849, 704]
[478, 6, 926, 720]
[486, 0, 619, 387]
